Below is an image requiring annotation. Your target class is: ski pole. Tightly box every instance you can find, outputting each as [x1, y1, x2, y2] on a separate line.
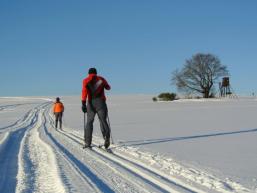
[84, 113, 86, 130]
[107, 113, 114, 144]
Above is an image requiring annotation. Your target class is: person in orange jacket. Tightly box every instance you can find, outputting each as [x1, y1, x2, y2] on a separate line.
[81, 68, 111, 149]
[53, 97, 64, 129]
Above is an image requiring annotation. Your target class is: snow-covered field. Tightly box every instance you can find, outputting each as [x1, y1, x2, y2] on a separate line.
[0, 95, 256, 193]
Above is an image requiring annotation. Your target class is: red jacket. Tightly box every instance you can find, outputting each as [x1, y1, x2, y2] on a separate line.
[81, 74, 111, 102]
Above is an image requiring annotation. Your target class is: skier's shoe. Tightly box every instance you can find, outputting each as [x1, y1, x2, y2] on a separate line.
[104, 138, 110, 149]
[83, 143, 91, 149]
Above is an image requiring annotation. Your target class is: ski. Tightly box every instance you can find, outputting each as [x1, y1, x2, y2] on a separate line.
[98, 144, 104, 148]
[82, 144, 112, 153]
[82, 145, 92, 149]
[97, 145, 113, 153]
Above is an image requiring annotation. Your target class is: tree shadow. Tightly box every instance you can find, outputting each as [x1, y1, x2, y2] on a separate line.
[116, 128, 257, 147]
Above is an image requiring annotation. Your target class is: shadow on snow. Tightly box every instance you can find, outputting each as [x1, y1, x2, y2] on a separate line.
[117, 128, 257, 147]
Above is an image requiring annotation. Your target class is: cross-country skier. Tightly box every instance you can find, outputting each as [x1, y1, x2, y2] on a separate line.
[81, 68, 111, 149]
[53, 97, 64, 130]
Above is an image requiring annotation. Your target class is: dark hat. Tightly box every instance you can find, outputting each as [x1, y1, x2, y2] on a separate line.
[88, 68, 97, 74]
[56, 97, 60, 102]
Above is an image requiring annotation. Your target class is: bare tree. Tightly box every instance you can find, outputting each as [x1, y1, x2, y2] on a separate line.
[172, 53, 228, 98]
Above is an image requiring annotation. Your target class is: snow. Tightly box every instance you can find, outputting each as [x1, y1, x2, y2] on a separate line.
[16, 111, 65, 193]
[0, 96, 256, 193]
[0, 97, 46, 130]
[62, 95, 257, 191]
[0, 132, 9, 145]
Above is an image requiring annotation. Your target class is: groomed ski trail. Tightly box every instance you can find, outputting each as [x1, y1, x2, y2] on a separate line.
[0, 101, 47, 133]
[45, 109, 157, 193]
[0, 102, 52, 193]
[0, 99, 251, 193]
[45, 102, 250, 193]
[45, 105, 208, 193]
[16, 104, 101, 193]
[16, 110, 66, 193]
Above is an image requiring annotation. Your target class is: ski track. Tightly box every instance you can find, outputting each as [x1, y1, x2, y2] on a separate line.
[56, 130, 188, 193]
[46, 110, 205, 193]
[110, 147, 250, 193]
[0, 99, 253, 193]
[42, 112, 108, 193]
[0, 102, 49, 193]
[0, 104, 39, 132]
[52, 117, 251, 193]
[16, 110, 66, 193]
[0, 132, 9, 145]
[46, 110, 155, 193]
[0, 103, 37, 112]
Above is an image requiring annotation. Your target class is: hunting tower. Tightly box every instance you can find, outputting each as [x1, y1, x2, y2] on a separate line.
[219, 77, 235, 97]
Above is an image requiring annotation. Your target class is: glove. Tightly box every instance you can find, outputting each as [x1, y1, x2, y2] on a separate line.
[81, 101, 87, 113]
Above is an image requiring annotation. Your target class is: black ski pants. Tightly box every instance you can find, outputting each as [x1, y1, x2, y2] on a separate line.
[84, 98, 110, 146]
[55, 112, 63, 129]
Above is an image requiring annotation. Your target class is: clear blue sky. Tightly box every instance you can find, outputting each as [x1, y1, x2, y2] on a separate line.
[0, 0, 257, 96]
